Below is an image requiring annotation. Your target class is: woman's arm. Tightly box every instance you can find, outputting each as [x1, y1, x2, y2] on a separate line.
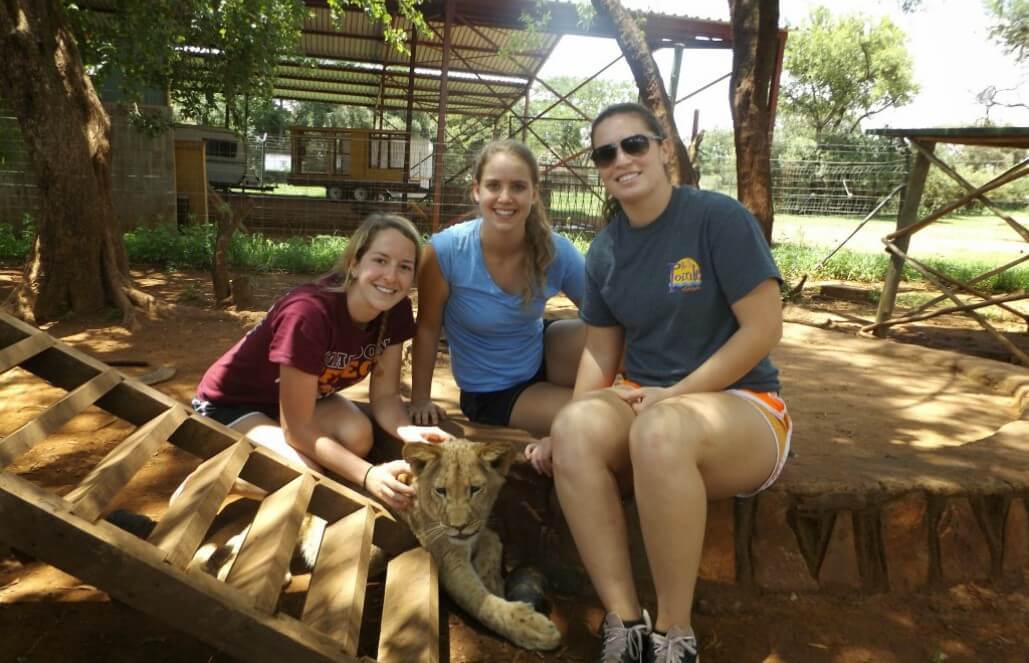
[409, 244, 450, 425]
[628, 278, 783, 410]
[369, 342, 450, 443]
[572, 323, 625, 399]
[278, 365, 370, 484]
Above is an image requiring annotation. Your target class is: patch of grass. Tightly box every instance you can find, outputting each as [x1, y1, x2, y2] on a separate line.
[0, 214, 36, 257]
[770, 241, 1029, 294]
[123, 224, 348, 273]
[2, 220, 1026, 297]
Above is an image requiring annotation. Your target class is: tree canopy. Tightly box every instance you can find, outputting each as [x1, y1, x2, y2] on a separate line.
[985, 0, 1029, 62]
[780, 6, 918, 139]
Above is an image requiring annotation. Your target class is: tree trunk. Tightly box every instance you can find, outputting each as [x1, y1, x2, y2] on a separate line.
[591, 0, 699, 187]
[728, 0, 780, 243]
[0, 0, 155, 327]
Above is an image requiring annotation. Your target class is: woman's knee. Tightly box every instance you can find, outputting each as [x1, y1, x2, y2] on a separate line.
[628, 403, 704, 471]
[551, 395, 628, 474]
[340, 414, 374, 457]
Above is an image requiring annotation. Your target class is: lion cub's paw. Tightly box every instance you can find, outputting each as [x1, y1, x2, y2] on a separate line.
[504, 600, 561, 651]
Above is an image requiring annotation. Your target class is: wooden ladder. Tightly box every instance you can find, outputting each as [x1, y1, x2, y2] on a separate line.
[0, 312, 439, 663]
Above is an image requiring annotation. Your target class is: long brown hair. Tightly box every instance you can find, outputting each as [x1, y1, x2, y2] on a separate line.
[472, 139, 554, 305]
[590, 102, 667, 224]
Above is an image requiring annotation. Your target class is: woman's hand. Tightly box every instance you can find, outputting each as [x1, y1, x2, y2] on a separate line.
[408, 398, 447, 426]
[524, 437, 553, 477]
[614, 384, 671, 413]
[364, 460, 417, 511]
[396, 424, 453, 444]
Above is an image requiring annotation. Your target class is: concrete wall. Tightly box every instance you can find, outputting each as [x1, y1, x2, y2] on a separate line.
[106, 104, 177, 230]
[0, 102, 177, 233]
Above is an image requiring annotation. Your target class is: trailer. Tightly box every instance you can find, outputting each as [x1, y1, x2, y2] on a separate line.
[173, 124, 247, 189]
[287, 126, 432, 200]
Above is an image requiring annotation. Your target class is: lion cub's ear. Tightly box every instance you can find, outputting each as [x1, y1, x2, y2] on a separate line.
[476, 442, 517, 477]
[403, 442, 444, 476]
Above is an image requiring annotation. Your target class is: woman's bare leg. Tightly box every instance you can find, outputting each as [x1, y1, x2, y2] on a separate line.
[311, 392, 374, 459]
[630, 392, 778, 633]
[551, 389, 641, 619]
[175, 394, 373, 503]
[543, 318, 585, 388]
[508, 382, 571, 437]
[506, 319, 587, 436]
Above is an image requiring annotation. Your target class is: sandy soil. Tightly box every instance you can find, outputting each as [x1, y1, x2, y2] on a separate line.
[0, 267, 1027, 663]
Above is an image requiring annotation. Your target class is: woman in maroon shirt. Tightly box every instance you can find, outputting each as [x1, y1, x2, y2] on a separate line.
[184, 213, 448, 511]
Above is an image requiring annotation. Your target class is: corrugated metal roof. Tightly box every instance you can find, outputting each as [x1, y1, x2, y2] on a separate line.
[81, 0, 751, 119]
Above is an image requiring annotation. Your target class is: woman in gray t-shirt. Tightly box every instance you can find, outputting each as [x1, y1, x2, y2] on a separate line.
[541, 103, 793, 663]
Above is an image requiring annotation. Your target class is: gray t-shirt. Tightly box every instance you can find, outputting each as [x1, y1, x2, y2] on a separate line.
[582, 186, 781, 391]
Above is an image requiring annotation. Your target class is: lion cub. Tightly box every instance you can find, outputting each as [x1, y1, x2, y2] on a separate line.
[189, 439, 561, 651]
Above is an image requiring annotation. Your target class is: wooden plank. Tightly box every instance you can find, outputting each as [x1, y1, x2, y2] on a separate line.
[377, 547, 439, 663]
[874, 143, 934, 335]
[0, 331, 54, 374]
[0, 368, 122, 468]
[65, 407, 189, 521]
[148, 440, 253, 568]
[0, 471, 356, 663]
[302, 506, 375, 653]
[227, 472, 316, 613]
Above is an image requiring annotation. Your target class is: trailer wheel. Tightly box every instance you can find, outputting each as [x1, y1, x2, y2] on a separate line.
[352, 187, 370, 202]
[327, 186, 344, 200]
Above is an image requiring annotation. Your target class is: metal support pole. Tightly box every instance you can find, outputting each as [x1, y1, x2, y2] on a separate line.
[873, 141, 934, 336]
[521, 86, 530, 143]
[768, 31, 788, 141]
[431, 0, 454, 232]
[669, 46, 684, 102]
[402, 35, 417, 204]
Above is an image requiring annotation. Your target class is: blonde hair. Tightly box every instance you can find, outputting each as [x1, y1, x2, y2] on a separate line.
[326, 213, 422, 292]
[472, 139, 555, 305]
[325, 213, 422, 359]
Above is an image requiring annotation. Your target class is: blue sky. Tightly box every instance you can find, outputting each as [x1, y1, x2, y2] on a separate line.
[537, 0, 1028, 131]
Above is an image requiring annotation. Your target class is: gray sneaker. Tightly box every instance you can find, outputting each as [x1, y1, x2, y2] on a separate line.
[598, 609, 651, 663]
[647, 625, 699, 663]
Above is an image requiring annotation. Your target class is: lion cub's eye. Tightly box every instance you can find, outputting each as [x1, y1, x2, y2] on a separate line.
[434, 486, 447, 497]
[469, 485, 483, 496]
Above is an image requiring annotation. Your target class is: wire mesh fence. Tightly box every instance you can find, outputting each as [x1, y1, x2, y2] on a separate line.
[2, 111, 1027, 245]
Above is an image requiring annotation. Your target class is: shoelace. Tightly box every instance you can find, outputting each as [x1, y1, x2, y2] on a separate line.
[600, 620, 648, 662]
[653, 631, 698, 662]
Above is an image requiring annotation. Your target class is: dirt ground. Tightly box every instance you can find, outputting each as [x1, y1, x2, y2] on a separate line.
[1, 267, 1027, 663]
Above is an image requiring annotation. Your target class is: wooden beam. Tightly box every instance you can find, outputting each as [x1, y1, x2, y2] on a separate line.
[148, 440, 253, 568]
[0, 331, 54, 375]
[302, 506, 375, 653]
[874, 142, 935, 335]
[0, 472, 357, 662]
[377, 547, 439, 663]
[0, 368, 122, 468]
[65, 407, 190, 522]
[227, 473, 317, 613]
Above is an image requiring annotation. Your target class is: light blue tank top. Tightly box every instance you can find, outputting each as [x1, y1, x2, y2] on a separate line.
[432, 218, 585, 392]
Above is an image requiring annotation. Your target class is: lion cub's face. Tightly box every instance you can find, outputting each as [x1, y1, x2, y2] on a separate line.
[402, 439, 515, 543]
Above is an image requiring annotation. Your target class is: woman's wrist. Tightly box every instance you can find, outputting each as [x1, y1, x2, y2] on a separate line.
[361, 464, 375, 491]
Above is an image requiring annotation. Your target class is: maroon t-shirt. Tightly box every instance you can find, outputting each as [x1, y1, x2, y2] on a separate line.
[196, 282, 415, 408]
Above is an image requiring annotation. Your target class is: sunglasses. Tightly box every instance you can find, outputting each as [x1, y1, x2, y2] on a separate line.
[590, 133, 664, 168]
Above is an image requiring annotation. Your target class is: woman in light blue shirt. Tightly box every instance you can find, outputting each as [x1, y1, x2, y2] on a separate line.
[410, 140, 584, 464]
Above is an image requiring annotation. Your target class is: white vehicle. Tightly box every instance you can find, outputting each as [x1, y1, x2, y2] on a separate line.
[174, 124, 246, 189]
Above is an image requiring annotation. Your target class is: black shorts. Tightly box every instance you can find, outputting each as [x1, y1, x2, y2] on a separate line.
[192, 398, 278, 427]
[459, 358, 548, 427]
